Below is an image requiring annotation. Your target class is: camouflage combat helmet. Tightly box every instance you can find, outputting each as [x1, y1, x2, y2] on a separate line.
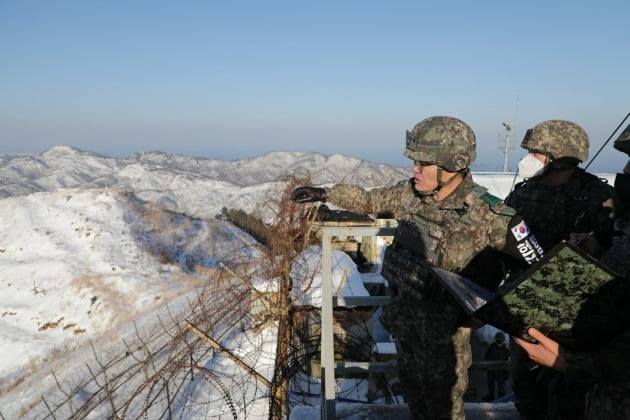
[404, 116, 476, 171]
[613, 124, 630, 157]
[521, 120, 589, 162]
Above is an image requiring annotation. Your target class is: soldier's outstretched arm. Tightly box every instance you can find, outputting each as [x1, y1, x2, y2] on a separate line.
[323, 180, 411, 218]
[291, 180, 410, 217]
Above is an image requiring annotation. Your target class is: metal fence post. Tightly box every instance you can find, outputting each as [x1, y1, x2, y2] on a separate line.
[321, 228, 336, 419]
[319, 225, 396, 419]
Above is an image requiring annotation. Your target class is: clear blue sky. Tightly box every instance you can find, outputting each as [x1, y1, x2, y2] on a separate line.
[1, 1, 629, 172]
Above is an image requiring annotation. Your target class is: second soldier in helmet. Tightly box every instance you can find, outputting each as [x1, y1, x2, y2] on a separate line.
[291, 115, 543, 419]
[513, 123, 630, 420]
[506, 119, 616, 420]
[509, 120, 615, 255]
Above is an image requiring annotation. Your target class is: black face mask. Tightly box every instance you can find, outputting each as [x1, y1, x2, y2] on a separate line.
[614, 173, 630, 204]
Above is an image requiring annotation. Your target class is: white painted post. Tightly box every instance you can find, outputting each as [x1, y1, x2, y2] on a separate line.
[321, 228, 336, 419]
[319, 226, 396, 419]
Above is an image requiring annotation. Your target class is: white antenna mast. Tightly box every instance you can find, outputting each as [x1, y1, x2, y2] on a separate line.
[497, 96, 519, 172]
[498, 122, 513, 172]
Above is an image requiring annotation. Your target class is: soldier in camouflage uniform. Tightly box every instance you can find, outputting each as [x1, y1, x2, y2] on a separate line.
[291, 116, 544, 419]
[505, 120, 616, 420]
[514, 325, 630, 420]
[507, 120, 615, 254]
[580, 123, 630, 419]
[599, 124, 630, 276]
[610, 124, 630, 229]
[514, 124, 630, 419]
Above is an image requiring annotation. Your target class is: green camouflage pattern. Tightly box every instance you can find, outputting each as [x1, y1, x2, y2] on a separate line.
[475, 243, 621, 350]
[509, 240, 630, 417]
[506, 155, 616, 420]
[326, 174, 515, 272]
[381, 296, 469, 419]
[325, 171, 519, 419]
[380, 242, 438, 299]
[403, 116, 476, 171]
[561, 212, 630, 420]
[613, 123, 630, 156]
[521, 119, 589, 162]
[451, 326, 472, 419]
[506, 167, 615, 251]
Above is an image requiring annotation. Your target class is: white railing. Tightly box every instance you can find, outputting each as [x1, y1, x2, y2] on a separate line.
[317, 224, 513, 418]
[319, 225, 396, 419]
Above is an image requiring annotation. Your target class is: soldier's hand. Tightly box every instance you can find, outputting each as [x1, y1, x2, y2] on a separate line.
[290, 186, 326, 203]
[514, 328, 567, 373]
[568, 232, 600, 256]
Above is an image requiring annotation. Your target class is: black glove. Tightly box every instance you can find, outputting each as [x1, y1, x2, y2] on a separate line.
[290, 186, 327, 203]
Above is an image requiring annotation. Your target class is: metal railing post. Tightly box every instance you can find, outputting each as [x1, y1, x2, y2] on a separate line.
[321, 228, 336, 419]
[319, 225, 396, 419]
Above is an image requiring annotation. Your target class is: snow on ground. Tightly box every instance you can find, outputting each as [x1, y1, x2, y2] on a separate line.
[291, 245, 370, 307]
[0, 187, 247, 386]
[0, 189, 168, 376]
[0, 170, 618, 418]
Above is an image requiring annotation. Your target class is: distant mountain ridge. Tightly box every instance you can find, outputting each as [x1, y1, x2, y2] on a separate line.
[0, 147, 614, 418]
[0, 145, 409, 219]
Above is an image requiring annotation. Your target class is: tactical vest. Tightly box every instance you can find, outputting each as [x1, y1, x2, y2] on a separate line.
[507, 170, 612, 251]
[381, 185, 499, 300]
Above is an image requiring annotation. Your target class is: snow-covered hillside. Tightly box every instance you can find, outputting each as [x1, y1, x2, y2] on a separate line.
[0, 147, 618, 418]
[0, 146, 409, 220]
[0, 188, 249, 375]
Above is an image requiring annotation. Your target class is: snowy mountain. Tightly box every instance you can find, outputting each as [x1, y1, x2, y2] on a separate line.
[0, 146, 616, 418]
[0, 146, 409, 220]
[0, 147, 413, 418]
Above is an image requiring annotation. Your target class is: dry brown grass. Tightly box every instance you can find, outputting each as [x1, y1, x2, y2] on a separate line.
[38, 317, 65, 331]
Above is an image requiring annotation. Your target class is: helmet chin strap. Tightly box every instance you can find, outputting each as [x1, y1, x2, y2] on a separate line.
[416, 188, 437, 196]
[437, 167, 460, 187]
[416, 167, 461, 196]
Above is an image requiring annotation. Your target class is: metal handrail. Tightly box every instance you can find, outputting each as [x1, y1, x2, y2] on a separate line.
[319, 225, 396, 420]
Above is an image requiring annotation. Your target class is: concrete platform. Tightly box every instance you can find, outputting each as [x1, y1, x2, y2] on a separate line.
[289, 402, 519, 419]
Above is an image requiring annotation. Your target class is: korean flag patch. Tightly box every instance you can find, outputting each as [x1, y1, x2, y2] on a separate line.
[511, 221, 530, 241]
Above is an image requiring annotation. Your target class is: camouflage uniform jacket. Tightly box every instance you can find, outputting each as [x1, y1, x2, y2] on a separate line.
[506, 167, 615, 252]
[506, 169, 615, 420]
[325, 172, 542, 419]
[325, 171, 542, 275]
